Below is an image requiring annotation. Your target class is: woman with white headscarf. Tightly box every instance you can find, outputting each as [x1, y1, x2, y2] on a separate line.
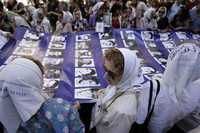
[140, 7, 158, 30]
[157, 6, 169, 31]
[90, 44, 200, 133]
[90, 48, 144, 133]
[0, 57, 84, 133]
[146, 42, 200, 133]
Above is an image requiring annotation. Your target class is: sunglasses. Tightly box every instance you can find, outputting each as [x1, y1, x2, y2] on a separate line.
[103, 65, 118, 79]
[159, 11, 165, 14]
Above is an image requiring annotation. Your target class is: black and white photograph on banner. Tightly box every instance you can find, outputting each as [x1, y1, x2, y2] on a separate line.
[75, 50, 93, 58]
[75, 67, 97, 77]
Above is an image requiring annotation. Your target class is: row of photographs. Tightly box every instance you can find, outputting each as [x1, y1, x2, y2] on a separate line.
[13, 31, 41, 56]
[121, 38, 163, 79]
[121, 31, 174, 67]
[42, 36, 67, 93]
[75, 87, 101, 100]
[5, 36, 40, 65]
[75, 36, 117, 50]
[48, 36, 66, 50]
[74, 31, 200, 43]
[74, 34, 102, 100]
[120, 30, 199, 42]
[23, 30, 40, 41]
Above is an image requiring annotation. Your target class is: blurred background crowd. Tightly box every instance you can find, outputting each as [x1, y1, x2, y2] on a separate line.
[0, 0, 200, 37]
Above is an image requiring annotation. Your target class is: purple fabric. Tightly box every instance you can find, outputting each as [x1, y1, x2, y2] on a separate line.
[14, 26, 28, 41]
[54, 33, 76, 103]
[2, 27, 199, 103]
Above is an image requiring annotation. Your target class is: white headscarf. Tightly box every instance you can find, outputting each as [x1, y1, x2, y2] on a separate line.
[102, 48, 144, 104]
[116, 48, 143, 90]
[141, 7, 157, 29]
[73, 9, 83, 21]
[162, 43, 200, 103]
[0, 58, 47, 133]
[157, 6, 167, 20]
[91, 48, 144, 127]
[136, 1, 147, 18]
[92, 2, 104, 13]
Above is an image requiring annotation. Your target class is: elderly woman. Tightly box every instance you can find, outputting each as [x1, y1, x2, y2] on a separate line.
[140, 8, 158, 30]
[32, 7, 52, 33]
[90, 42, 200, 133]
[145, 42, 200, 133]
[0, 57, 84, 133]
[90, 48, 144, 133]
[157, 6, 169, 31]
[72, 8, 88, 32]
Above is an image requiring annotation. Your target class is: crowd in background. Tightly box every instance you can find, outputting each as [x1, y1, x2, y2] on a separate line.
[0, 0, 200, 37]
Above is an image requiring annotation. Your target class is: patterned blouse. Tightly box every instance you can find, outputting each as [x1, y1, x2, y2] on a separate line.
[17, 98, 85, 133]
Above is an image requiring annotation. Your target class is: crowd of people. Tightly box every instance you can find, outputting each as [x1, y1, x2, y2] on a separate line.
[0, 0, 200, 36]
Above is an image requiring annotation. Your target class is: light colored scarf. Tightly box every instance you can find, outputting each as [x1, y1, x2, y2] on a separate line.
[162, 43, 200, 103]
[157, 6, 167, 20]
[142, 7, 157, 29]
[0, 58, 47, 133]
[91, 48, 144, 127]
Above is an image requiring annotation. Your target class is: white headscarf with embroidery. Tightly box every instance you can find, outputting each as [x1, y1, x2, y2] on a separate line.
[91, 48, 144, 127]
[0, 58, 47, 133]
[163, 43, 200, 103]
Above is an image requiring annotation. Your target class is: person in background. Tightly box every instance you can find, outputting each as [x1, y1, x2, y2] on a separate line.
[111, 3, 122, 28]
[157, 6, 169, 31]
[32, 8, 52, 33]
[167, 0, 184, 23]
[59, 1, 73, 24]
[131, 0, 147, 28]
[0, 57, 85, 133]
[89, 2, 109, 27]
[11, 2, 31, 28]
[72, 8, 88, 32]
[47, 0, 59, 12]
[54, 11, 64, 35]
[82, 0, 94, 21]
[170, 6, 190, 31]
[147, 0, 160, 10]
[5, 0, 17, 11]
[189, 1, 200, 33]
[121, 6, 136, 28]
[91, 0, 105, 14]
[0, 1, 15, 34]
[60, 1, 73, 33]
[140, 7, 158, 30]
[69, 0, 80, 15]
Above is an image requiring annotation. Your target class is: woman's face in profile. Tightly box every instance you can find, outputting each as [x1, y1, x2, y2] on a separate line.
[103, 58, 123, 85]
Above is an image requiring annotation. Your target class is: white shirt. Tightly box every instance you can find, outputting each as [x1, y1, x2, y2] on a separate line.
[96, 90, 137, 133]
